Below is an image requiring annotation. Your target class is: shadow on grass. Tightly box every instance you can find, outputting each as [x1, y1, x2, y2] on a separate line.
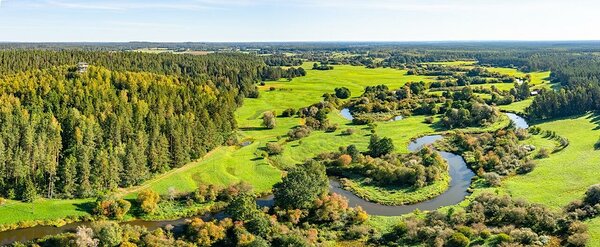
[430, 121, 447, 132]
[74, 201, 96, 214]
[239, 127, 270, 131]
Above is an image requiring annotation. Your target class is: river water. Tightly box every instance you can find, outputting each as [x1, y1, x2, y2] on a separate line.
[505, 113, 529, 129]
[0, 112, 529, 245]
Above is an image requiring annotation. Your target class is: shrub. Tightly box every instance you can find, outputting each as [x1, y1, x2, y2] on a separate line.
[186, 218, 226, 246]
[262, 111, 276, 129]
[93, 196, 131, 220]
[368, 135, 395, 157]
[353, 206, 369, 224]
[424, 116, 434, 124]
[517, 160, 536, 174]
[584, 184, 600, 205]
[446, 232, 470, 247]
[288, 126, 312, 140]
[337, 154, 353, 167]
[325, 123, 338, 133]
[247, 88, 260, 98]
[345, 225, 371, 240]
[193, 184, 219, 203]
[535, 148, 550, 159]
[137, 189, 160, 215]
[92, 221, 122, 247]
[265, 142, 284, 155]
[567, 233, 589, 247]
[483, 172, 502, 187]
[281, 108, 297, 117]
[334, 87, 351, 99]
[342, 128, 355, 135]
[490, 233, 511, 246]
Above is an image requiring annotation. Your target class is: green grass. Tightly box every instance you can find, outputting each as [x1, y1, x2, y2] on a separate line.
[0, 198, 93, 226]
[340, 173, 450, 206]
[498, 98, 533, 114]
[484, 67, 527, 78]
[529, 71, 551, 88]
[502, 114, 600, 245]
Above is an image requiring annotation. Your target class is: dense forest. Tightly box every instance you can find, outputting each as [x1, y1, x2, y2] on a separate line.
[526, 57, 600, 119]
[0, 51, 267, 200]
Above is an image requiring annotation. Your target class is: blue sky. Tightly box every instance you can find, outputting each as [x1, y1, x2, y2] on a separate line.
[0, 0, 599, 42]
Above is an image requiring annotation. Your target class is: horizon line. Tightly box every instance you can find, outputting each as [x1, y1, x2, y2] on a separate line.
[2, 40, 600, 44]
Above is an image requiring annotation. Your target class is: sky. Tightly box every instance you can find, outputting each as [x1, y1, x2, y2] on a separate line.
[0, 0, 599, 42]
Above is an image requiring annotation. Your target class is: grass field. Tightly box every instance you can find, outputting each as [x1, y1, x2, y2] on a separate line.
[498, 98, 533, 114]
[0, 198, 92, 226]
[341, 172, 450, 206]
[503, 114, 600, 245]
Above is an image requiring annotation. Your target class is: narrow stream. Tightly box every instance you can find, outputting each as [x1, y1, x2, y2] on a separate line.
[0, 112, 529, 245]
[505, 113, 529, 129]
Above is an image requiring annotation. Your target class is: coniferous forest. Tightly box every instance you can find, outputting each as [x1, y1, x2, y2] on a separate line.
[0, 51, 265, 200]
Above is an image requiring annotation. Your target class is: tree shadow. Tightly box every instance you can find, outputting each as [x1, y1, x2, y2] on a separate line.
[74, 201, 97, 214]
[239, 127, 270, 131]
[430, 121, 448, 132]
[586, 114, 600, 130]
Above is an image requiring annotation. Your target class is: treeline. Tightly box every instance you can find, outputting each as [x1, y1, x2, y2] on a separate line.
[527, 57, 600, 119]
[0, 51, 266, 200]
[263, 55, 303, 66]
[260, 66, 306, 81]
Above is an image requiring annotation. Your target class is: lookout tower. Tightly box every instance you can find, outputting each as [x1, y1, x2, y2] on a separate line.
[77, 62, 89, 73]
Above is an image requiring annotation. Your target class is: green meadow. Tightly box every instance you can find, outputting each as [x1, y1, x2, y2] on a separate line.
[503, 114, 600, 245]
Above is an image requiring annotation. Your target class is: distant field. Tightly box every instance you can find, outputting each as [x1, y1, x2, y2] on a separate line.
[498, 98, 533, 114]
[134, 48, 211, 55]
[421, 61, 477, 66]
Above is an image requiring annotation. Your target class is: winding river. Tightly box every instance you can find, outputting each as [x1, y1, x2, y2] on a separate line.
[0, 111, 528, 245]
[330, 134, 475, 216]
